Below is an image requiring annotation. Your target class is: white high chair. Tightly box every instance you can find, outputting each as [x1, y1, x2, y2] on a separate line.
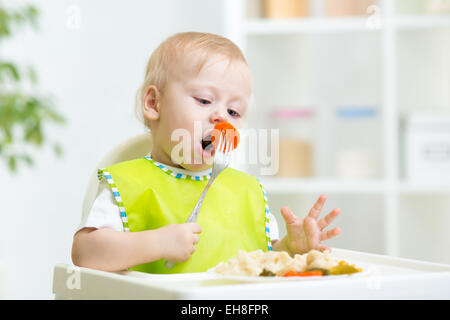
[80, 133, 153, 225]
[52, 132, 450, 299]
[53, 133, 166, 300]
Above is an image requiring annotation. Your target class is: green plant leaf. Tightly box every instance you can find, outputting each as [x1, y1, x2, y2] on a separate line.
[53, 143, 63, 157]
[0, 4, 40, 40]
[20, 153, 33, 165]
[0, 8, 12, 38]
[8, 155, 17, 172]
[0, 4, 63, 173]
[0, 62, 20, 82]
[26, 65, 38, 85]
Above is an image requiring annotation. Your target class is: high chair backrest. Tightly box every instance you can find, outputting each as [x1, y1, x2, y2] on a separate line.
[81, 133, 153, 223]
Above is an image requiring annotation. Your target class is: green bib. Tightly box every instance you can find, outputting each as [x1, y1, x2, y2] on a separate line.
[98, 156, 272, 274]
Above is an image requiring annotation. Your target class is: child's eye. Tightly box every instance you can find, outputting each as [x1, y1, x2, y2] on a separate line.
[194, 97, 211, 105]
[228, 109, 240, 118]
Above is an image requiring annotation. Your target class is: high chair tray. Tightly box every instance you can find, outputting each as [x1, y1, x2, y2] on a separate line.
[53, 248, 450, 299]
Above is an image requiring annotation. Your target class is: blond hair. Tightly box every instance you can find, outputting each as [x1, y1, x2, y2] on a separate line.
[135, 32, 248, 127]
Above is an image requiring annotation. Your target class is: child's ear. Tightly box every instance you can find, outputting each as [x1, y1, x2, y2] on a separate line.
[142, 85, 160, 121]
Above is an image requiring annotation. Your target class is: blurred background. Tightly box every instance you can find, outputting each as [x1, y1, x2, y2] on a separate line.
[0, 0, 449, 299]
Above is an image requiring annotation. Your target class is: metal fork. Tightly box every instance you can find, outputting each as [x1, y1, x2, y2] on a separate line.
[165, 133, 233, 269]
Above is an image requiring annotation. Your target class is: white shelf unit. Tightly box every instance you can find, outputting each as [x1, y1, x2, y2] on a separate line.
[224, 0, 450, 261]
[245, 17, 374, 34]
[259, 178, 450, 195]
[244, 14, 450, 35]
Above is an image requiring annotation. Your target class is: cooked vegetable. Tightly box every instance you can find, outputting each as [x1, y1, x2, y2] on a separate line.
[259, 269, 275, 277]
[283, 270, 323, 277]
[329, 261, 362, 275]
[306, 268, 330, 275]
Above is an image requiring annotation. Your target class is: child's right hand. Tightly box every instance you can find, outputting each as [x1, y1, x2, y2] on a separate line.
[158, 223, 202, 262]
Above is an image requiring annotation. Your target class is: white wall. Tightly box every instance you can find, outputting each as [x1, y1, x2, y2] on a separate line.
[0, 0, 223, 299]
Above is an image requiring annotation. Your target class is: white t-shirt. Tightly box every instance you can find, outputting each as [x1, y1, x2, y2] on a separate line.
[78, 162, 280, 240]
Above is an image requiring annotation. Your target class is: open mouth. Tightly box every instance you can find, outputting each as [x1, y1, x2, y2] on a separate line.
[201, 134, 214, 152]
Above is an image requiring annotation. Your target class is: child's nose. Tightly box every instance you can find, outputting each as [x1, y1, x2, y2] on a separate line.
[210, 109, 228, 123]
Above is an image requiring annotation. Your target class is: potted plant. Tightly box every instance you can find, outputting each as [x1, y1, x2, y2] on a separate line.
[0, 3, 65, 172]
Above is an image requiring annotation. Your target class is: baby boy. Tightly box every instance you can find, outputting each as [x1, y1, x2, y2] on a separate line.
[71, 32, 341, 273]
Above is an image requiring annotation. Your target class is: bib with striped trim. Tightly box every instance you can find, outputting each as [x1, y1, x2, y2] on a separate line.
[98, 157, 272, 274]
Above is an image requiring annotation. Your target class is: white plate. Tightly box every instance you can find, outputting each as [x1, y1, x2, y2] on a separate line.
[206, 264, 374, 283]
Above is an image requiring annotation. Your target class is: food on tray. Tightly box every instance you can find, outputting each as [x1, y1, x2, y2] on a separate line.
[329, 261, 361, 275]
[283, 270, 324, 277]
[213, 249, 362, 277]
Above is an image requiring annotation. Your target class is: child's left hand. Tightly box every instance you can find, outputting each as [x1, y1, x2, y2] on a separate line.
[274, 195, 341, 255]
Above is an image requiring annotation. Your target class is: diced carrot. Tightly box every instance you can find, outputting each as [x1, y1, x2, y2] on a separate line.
[283, 270, 323, 277]
[212, 122, 240, 150]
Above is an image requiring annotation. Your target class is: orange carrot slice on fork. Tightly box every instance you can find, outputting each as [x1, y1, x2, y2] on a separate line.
[211, 122, 240, 152]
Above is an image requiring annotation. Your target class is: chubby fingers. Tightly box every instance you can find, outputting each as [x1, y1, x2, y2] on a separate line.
[191, 231, 201, 254]
[185, 223, 201, 254]
[193, 234, 200, 245]
[280, 206, 297, 225]
[187, 222, 202, 234]
[317, 208, 341, 231]
[320, 227, 341, 241]
[308, 194, 327, 220]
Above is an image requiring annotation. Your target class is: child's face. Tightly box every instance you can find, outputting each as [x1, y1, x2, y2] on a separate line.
[145, 53, 252, 171]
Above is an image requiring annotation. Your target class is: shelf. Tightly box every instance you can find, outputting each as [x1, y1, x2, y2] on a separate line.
[224, 0, 450, 258]
[244, 14, 450, 35]
[258, 177, 386, 194]
[258, 178, 450, 195]
[396, 14, 450, 29]
[397, 182, 450, 195]
[245, 17, 377, 35]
